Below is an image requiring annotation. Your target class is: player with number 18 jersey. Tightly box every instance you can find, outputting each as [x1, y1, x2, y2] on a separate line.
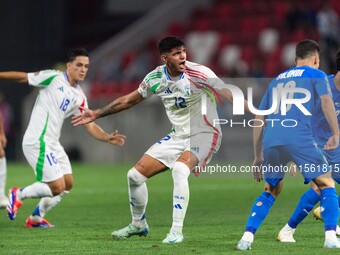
[23, 70, 88, 181]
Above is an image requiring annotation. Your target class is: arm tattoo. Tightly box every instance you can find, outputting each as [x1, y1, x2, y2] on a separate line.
[98, 102, 122, 118]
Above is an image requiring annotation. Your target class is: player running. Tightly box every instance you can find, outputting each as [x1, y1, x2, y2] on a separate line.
[237, 39, 340, 250]
[72, 36, 244, 243]
[2, 48, 126, 227]
[278, 48, 340, 242]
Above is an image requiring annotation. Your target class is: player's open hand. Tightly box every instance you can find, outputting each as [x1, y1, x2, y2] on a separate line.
[323, 135, 339, 150]
[252, 158, 263, 182]
[107, 130, 126, 146]
[72, 107, 97, 126]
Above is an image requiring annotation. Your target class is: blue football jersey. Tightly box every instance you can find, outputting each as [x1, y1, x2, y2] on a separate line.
[313, 75, 340, 146]
[259, 66, 330, 149]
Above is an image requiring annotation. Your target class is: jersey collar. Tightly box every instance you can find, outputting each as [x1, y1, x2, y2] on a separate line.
[164, 66, 184, 81]
[63, 72, 69, 83]
[63, 72, 79, 87]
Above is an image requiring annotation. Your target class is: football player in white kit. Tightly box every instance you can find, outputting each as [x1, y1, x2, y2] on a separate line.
[1, 48, 126, 227]
[72, 37, 243, 243]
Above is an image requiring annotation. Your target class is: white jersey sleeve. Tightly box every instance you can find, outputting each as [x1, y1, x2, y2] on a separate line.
[137, 68, 163, 98]
[27, 70, 62, 87]
[184, 61, 225, 92]
[206, 68, 225, 90]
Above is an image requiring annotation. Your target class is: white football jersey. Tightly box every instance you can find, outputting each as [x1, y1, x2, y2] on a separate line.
[138, 61, 224, 138]
[23, 70, 88, 145]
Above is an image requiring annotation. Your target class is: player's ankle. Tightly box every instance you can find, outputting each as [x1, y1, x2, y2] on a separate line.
[242, 231, 254, 243]
[30, 215, 43, 222]
[132, 220, 147, 228]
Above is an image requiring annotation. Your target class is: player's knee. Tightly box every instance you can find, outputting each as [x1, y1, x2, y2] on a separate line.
[172, 162, 191, 179]
[50, 185, 65, 196]
[264, 187, 281, 198]
[127, 167, 147, 186]
[63, 174, 73, 191]
[48, 178, 66, 196]
[65, 182, 73, 191]
[311, 181, 321, 194]
[314, 177, 335, 189]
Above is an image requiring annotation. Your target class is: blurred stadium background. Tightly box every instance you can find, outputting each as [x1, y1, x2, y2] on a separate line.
[0, 0, 339, 164]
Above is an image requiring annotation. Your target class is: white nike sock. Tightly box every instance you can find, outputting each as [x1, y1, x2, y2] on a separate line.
[170, 161, 190, 234]
[31, 190, 70, 221]
[127, 168, 148, 228]
[19, 182, 53, 200]
[0, 157, 6, 197]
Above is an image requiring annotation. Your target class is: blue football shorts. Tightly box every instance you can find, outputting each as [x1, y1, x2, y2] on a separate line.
[263, 144, 330, 187]
[320, 146, 340, 184]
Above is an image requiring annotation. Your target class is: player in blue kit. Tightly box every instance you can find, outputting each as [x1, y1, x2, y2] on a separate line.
[278, 48, 340, 242]
[237, 40, 340, 250]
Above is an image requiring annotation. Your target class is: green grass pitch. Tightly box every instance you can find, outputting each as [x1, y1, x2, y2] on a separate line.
[0, 162, 337, 255]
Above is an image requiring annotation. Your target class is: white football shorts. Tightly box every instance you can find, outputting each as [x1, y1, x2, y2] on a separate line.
[22, 141, 72, 182]
[145, 132, 221, 169]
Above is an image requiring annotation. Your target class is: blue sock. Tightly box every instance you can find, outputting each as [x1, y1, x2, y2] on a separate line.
[32, 205, 41, 216]
[321, 187, 338, 231]
[287, 188, 321, 228]
[338, 196, 340, 220]
[245, 192, 276, 234]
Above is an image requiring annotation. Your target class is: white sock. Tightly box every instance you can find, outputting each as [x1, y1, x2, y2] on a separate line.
[170, 161, 190, 234]
[325, 230, 337, 241]
[19, 182, 53, 200]
[0, 157, 6, 197]
[127, 168, 148, 228]
[242, 231, 254, 243]
[336, 225, 340, 235]
[31, 190, 70, 221]
[282, 223, 295, 231]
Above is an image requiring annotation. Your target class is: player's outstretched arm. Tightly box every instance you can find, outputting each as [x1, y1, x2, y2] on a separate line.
[219, 87, 253, 114]
[320, 94, 340, 150]
[72, 90, 145, 126]
[83, 122, 126, 146]
[0, 71, 28, 83]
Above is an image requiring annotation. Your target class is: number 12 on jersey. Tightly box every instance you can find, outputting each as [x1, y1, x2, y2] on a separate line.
[175, 97, 187, 108]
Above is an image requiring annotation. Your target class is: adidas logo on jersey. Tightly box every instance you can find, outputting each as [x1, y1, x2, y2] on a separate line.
[57, 86, 64, 92]
[164, 88, 172, 94]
